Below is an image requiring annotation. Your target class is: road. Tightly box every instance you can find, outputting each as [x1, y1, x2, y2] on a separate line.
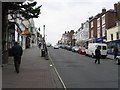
[48, 47, 119, 88]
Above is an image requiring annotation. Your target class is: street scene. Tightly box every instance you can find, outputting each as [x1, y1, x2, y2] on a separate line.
[1, 0, 120, 90]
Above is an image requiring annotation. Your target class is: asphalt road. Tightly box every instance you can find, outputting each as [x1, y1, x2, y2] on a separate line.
[48, 47, 119, 88]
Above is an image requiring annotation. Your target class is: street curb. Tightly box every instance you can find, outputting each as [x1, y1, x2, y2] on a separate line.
[48, 51, 67, 90]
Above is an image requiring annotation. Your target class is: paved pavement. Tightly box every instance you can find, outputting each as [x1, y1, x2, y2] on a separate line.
[2, 47, 63, 88]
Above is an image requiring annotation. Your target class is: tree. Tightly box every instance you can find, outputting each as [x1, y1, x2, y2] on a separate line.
[4, 1, 42, 20]
[2, 1, 42, 64]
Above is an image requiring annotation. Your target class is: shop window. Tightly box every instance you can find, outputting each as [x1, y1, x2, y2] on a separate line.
[117, 42, 120, 55]
[107, 42, 116, 53]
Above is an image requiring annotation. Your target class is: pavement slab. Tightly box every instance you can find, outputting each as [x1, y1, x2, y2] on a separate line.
[2, 47, 63, 89]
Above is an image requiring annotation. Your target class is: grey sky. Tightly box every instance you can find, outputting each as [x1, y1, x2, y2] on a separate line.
[34, 0, 120, 45]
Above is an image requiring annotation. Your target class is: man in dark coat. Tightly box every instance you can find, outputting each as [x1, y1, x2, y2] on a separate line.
[38, 42, 42, 49]
[95, 46, 101, 64]
[113, 46, 118, 59]
[12, 42, 23, 73]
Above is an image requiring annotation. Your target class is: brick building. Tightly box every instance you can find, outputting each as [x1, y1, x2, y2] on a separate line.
[89, 7, 117, 43]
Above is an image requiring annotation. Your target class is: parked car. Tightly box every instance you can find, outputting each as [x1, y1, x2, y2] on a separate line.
[72, 46, 80, 52]
[46, 43, 51, 47]
[54, 45, 59, 49]
[78, 47, 86, 54]
[116, 56, 120, 65]
[66, 45, 72, 51]
[86, 43, 107, 58]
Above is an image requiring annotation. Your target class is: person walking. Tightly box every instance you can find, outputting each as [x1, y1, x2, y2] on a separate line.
[38, 42, 42, 49]
[95, 46, 101, 64]
[113, 46, 118, 59]
[12, 42, 23, 73]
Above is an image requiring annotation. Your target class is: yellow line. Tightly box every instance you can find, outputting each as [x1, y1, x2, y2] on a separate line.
[48, 51, 67, 90]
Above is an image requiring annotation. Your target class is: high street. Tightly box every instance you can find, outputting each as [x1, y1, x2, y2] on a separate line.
[48, 47, 119, 88]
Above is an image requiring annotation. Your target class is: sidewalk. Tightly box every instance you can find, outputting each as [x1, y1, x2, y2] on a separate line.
[2, 47, 63, 88]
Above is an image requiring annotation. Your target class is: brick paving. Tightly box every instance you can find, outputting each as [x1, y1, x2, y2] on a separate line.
[2, 47, 62, 88]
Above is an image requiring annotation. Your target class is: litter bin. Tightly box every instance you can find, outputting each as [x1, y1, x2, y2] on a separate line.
[41, 49, 45, 57]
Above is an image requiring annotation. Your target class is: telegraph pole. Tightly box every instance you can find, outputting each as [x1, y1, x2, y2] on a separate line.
[43, 25, 45, 41]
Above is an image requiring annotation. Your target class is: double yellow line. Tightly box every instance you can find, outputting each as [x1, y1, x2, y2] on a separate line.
[48, 51, 67, 90]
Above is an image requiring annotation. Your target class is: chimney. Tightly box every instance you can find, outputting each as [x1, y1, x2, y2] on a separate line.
[81, 23, 84, 28]
[89, 16, 93, 20]
[114, 3, 117, 11]
[102, 8, 106, 13]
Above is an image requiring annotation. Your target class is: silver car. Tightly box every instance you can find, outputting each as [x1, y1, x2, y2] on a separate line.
[116, 56, 120, 65]
[54, 45, 59, 49]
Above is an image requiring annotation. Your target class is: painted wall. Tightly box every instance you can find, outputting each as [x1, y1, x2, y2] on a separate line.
[107, 26, 120, 42]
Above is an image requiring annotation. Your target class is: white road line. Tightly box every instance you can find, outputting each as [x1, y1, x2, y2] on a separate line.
[48, 51, 67, 90]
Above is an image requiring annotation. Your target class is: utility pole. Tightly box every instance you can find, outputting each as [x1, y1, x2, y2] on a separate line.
[43, 25, 45, 41]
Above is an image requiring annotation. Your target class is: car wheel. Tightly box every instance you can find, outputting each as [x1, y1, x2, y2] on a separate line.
[92, 53, 94, 58]
[116, 58, 120, 65]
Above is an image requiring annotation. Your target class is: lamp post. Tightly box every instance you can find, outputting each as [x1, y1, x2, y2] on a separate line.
[43, 25, 45, 41]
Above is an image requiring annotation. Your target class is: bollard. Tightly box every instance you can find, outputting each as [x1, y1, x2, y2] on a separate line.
[41, 49, 45, 57]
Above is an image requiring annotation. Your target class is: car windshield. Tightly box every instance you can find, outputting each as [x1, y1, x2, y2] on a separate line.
[82, 48, 86, 50]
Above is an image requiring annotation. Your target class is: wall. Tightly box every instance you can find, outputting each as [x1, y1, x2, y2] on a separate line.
[107, 26, 120, 41]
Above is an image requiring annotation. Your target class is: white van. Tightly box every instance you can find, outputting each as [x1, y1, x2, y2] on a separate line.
[86, 43, 107, 58]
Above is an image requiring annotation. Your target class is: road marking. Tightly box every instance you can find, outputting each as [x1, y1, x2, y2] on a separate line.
[48, 51, 67, 90]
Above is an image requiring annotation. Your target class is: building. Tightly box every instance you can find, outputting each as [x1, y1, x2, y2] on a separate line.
[107, 24, 120, 56]
[89, 7, 117, 44]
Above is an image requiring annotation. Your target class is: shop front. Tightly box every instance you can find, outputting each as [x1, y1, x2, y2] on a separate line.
[95, 36, 106, 43]
[107, 40, 120, 56]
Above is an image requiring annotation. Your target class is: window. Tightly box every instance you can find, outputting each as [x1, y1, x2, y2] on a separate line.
[102, 15, 105, 25]
[97, 27, 100, 38]
[102, 25, 106, 36]
[103, 46, 107, 50]
[107, 42, 116, 53]
[91, 21, 93, 28]
[111, 34, 113, 40]
[97, 18, 100, 27]
[116, 32, 119, 40]
[118, 42, 120, 55]
[91, 30, 93, 38]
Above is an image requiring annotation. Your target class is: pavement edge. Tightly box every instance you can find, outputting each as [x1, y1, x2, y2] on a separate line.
[48, 51, 67, 90]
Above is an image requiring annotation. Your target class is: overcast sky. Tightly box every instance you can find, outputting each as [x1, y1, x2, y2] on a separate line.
[33, 0, 120, 45]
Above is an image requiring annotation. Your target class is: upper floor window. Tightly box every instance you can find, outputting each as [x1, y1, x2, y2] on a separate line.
[102, 25, 106, 36]
[102, 15, 105, 25]
[97, 18, 100, 27]
[116, 32, 119, 40]
[91, 30, 93, 38]
[91, 21, 93, 28]
[97, 27, 100, 38]
[111, 34, 113, 41]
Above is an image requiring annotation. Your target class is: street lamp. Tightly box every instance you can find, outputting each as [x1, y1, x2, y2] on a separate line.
[43, 25, 45, 41]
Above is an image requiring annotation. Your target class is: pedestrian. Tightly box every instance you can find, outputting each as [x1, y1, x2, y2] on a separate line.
[38, 42, 42, 49]
[12, 42, 23, 73]
[95, 46, 101, 64]
[113, 46, 118, 59]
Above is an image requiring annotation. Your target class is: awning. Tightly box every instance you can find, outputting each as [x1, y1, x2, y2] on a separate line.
[96, 36, 106, 42]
